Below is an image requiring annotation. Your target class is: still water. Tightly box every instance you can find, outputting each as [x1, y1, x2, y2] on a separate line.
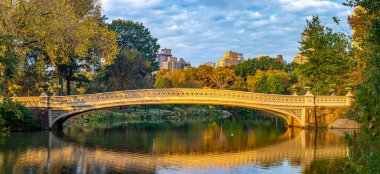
[0, 114, 349, 174]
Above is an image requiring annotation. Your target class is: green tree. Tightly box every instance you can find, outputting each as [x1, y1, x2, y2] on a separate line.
[257, 56, 285, 71]
[108, 19, 160, 70]
[247, 70, 291, 94]
[234, 57, 285, 79]
[299, 16, 353, 95]
[154, 76, 173, 88]
[234, 58, 258, 78]
[101, 48, 153, 91]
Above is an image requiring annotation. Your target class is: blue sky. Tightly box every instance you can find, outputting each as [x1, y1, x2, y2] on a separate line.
[100, 0, 353, 66]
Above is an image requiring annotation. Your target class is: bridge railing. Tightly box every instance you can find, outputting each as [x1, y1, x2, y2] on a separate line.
[8, 88, 352, 108]
[315, 96, 348, 107]
[8, 96, 48, 107]
[46, 89, 307, 107]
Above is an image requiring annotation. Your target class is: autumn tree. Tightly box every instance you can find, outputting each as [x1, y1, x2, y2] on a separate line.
[210, 67, 236, 90]
[153, 69, 201, 88]
[0, 0, 119, 95]
[344, 0, 380, 172]
[194, 64, 214, 88]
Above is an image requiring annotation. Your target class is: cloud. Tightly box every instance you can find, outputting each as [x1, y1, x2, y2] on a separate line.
[100, 0, 353, 66]
[101, 0, 163, 10]
[278, 0, 343, 12]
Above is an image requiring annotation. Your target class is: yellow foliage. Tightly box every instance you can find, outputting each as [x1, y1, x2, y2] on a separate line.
[76, 87, 86, 94]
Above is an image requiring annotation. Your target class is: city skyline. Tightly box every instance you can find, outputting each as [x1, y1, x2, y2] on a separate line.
[101, 0, 352, 66]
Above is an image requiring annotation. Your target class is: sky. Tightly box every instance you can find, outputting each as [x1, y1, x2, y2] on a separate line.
[100, 0, 353, 66]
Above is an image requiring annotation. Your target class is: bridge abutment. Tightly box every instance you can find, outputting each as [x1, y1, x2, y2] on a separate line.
[29, 108, 50, 130]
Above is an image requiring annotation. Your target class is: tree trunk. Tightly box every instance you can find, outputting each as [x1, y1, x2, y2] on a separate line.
[66, 78, 71, 96]
[65, 67, 74, 96]
[58, 67, 64, 96]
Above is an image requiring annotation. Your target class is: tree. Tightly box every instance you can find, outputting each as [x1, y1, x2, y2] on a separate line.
[299, 16, 353, 95]
[194, 65, 214, 88]
[102, 48, 153, 91]
[210, 67, 236, 90]
[108, 19, 160, 70]
[344, 0, 380, 173]
[257, 56, 285, 71]
[234, 58, 259, 78]
[154, 76, 173, 88]
[228, 76, 247, 91]
[234, 57, 286, 79]
[0, 0, 119, 95]
[153, 69, 201, 88]
[247, 70, 291, 94]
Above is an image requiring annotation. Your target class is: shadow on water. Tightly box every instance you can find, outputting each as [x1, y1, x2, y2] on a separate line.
[0, 114, 353, 174]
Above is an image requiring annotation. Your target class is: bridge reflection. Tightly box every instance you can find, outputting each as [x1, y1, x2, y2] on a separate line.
[1, 129, 348, 173]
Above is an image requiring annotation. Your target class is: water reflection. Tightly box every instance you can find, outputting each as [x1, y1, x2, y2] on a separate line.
[0, 116, 349, 174]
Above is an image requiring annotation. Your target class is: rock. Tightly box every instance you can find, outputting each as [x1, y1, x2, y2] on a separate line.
[222, 111, 232, 118]
[329, 119, 360, 129]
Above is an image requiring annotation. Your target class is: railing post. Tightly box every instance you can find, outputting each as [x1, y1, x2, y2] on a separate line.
[39, 91, 48, 107]
[292, 89, 298, 96]
[304, 87, 315, 128]
[304, 87, 314, 106]
[40, 90, 52, 129]
[345, 87, 353, 106]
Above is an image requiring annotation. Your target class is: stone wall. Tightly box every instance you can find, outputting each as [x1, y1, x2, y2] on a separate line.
[304, 106, 349, 128]
[29, 108, 50, 130]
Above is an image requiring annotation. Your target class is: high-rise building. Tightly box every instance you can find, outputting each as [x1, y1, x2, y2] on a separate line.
[276, 55, 286, 64]
[177, 58, 191, 69]
[218, 51, 244, 67]
[293, 53, 307, 64]
[156, 48, 190, 71]
[156, 48, 172, 70]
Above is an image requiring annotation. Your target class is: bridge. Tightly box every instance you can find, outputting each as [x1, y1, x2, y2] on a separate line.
[8, 88, 353, 129]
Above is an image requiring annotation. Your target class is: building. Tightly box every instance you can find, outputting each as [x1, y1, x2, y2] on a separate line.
[203, 62, 216, 67]
[156, 48, 172, 70]
[156, 48, 190, 71]
[218, 58, 225, 67]
[276, 55, 286, 64]
[292, 53, 307, 64]
[218, 51, 244, 67]
[177, 58, 191, 69]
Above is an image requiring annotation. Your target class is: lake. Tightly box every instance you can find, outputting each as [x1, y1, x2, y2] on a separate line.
[0, 112, 350, 174]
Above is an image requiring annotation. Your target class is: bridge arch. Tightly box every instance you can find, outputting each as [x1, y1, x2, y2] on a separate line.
[48, 88, 308, 129]
[51, 101, 302, 129]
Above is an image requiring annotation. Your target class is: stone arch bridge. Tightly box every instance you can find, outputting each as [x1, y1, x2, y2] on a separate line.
[8, 88, 353, 129]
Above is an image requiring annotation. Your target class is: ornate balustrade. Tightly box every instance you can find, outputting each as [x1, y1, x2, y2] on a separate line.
[10, 96, 48, 107]
[315, 96, 348, 107]
[9, 88, 350, 108]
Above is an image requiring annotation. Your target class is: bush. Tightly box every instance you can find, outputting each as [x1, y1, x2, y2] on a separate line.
[0, 101, 37, 132]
